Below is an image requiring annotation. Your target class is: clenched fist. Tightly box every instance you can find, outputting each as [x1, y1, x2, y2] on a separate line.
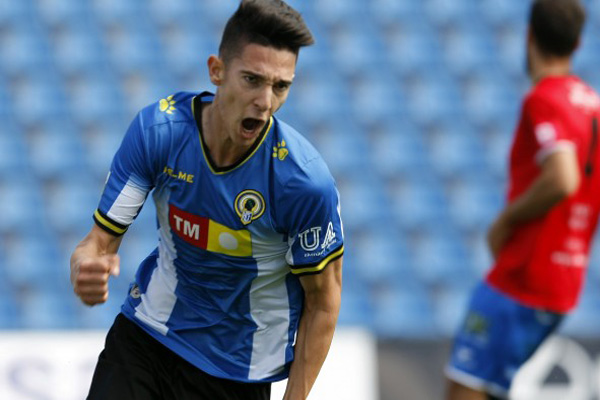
[72, 254, 120, 306]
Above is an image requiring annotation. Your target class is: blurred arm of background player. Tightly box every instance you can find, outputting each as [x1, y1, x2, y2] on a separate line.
[283, 257, 343, 400]
[70, 225, 123, 306]
[488, 149, 580, 258]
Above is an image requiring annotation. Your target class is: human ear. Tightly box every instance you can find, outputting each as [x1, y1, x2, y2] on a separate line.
[207, 55, 224, 86]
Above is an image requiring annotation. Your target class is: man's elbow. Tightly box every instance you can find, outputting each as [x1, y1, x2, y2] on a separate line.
[554, 175, 580, 200]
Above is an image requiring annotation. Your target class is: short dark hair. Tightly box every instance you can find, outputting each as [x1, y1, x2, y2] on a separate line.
[529, 0, 586, 57]
[218, 0, 314, 63]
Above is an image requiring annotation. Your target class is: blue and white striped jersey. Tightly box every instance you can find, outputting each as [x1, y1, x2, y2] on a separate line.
[93, 91, 344, 382]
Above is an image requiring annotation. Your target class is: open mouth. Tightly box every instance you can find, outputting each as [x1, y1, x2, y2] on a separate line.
[241, 118, 263, 133]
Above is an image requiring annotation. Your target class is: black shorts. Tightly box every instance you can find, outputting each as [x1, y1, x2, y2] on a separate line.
[87, 313, 271, 400]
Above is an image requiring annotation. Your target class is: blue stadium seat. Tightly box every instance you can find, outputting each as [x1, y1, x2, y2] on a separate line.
[446, 175, 503, 232]
[308, 120, 368, 177]
[347, 69, 407, 126]
[293, 71, 351, 125]
[409, 228, 476, 287]
[36, 0, 91, 27]
[385, 23, 443, 76]
[11, 71, 68, 125]
[424, 0, 474, 27]
[108, 34, 164, 76]
[338, 283, 374, 328]
[369, 120, 429, 179]
[371, 282, 439, 339]
[494, 23, 529, 80]
[27, 122, 88, 180]
[0, 289, 19, 329]
[0, 19, 51, 77]
[45, 175, 104, 236]
[0, 176, 45, 234]
[52, 22, 108, 76]
[0, 122, 29, 175]
[353, 227, 413, 286]
[370, 0, 425, 26]
[147, 0, 201, 27]
[92, 0, 147, 25]
[159, 24, 215, 79]
[440, 23, 498, 78]
[329, 22, 386, 78]
[388, 173, 451, 232]
[336, 174, 389, 233]
[404, 70, 464, 127]
[84, 120, 126, 179]
[3, 230, 61, 290]
[463, 70, 521, 128]
[312, 0, 369, 28]
[426, 122, 487, 179]
[19, 287, 78, 329]
[482, 123, 514, 180]
[68, 71, 126, 125]
[478, 0, 529, 29]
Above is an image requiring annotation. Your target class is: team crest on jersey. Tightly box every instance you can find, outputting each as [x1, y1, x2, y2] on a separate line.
[235, 190, 265, 225]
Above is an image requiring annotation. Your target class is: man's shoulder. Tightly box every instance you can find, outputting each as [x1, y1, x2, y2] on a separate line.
[271, 118, 336, 196]
[137, 91, 198, 129]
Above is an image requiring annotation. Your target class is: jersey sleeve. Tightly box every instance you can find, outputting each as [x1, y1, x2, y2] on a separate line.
[94, 113, 155, 236]
[281, 159, 344, 276]
[526, 94, 575, 164]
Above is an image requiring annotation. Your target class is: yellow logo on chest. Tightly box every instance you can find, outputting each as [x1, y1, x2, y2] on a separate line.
[164, 166, 194, 183]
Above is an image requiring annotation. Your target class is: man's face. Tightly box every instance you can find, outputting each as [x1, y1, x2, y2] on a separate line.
[212, 43, 297, 147]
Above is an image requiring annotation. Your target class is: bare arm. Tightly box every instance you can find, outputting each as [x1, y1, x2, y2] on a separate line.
[488, 149, 580, 258]
[283, 256, 343, 400]
[70, 224, 123, 306]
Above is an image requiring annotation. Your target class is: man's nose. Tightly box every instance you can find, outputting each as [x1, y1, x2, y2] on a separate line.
[254, 85, 273, 112]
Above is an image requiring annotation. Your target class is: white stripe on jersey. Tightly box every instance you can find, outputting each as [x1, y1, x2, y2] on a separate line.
[249, 240, 290, 380]
[107, 179, 148, 225]
[134, 188, 178, 335]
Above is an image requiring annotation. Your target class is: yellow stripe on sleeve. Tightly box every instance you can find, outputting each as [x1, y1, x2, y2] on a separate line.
[291, 246, 344, 276]
[94, 210, 128, 235]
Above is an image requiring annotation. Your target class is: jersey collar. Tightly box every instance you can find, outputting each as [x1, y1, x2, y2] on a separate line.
[192, 93, 273, 175]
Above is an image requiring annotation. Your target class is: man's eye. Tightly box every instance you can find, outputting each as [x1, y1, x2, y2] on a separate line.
[244, 75, 257, 83]
[275, 83, 290, 91]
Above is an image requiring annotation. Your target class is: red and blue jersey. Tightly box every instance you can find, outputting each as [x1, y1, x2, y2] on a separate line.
[487, 76, 600, 313]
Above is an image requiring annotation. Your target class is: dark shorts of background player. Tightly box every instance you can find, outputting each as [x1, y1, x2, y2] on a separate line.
[87, 313, 271, 400]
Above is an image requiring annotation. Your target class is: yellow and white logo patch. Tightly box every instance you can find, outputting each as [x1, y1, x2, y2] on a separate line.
[235, 190, 265, 226]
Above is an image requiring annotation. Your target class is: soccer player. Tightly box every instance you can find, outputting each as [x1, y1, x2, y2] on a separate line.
[445, 0, 600, 399]
[69, 1, 344, 399]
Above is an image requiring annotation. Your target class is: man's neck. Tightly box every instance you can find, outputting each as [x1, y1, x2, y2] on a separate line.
[201, 103, 253, 168]
[531, 57, 571, 85]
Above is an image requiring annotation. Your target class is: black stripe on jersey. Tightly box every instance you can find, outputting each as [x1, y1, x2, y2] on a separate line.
[93, 209, 129, 236]
[290, 244, 344, 276]
[193, 94, 270, 173]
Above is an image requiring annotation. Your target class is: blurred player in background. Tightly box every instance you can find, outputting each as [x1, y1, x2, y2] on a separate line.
[445, 0, 600, 399]
[69, 1, 344, 399]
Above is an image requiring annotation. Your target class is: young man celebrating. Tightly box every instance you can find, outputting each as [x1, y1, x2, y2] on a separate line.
[446, 1, 600, 399]
[70, 1, 344, 399]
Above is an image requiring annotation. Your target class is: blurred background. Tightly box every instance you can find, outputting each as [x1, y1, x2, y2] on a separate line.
[2, 0, 600, 399]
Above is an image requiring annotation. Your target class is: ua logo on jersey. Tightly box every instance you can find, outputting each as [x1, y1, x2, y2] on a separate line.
[321, 222, 336, 250]
[299, 227, 321, 251]
[298, 222, 337, 252]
